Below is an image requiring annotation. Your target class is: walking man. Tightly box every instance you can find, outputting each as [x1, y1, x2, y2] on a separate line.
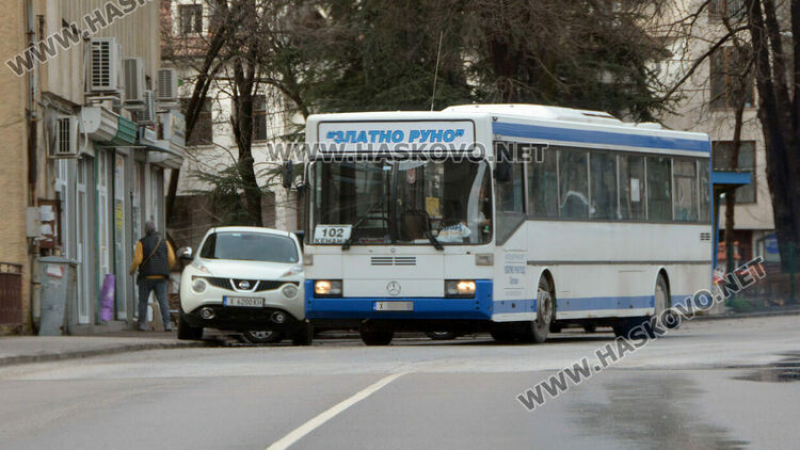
[129, 221, 176, 331]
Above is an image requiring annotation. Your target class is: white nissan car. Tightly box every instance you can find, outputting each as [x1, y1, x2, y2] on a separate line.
[177, 226, 310, 344]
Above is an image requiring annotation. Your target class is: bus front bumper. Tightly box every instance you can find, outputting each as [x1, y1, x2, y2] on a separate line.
[304, 280, 493, 320]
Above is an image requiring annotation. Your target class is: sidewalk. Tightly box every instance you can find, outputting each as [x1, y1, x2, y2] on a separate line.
[0, 332, 207, 367]
[695, 305, 800, 321]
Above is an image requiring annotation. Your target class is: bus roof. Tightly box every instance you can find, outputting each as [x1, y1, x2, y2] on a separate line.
[306, 104, 710, 156]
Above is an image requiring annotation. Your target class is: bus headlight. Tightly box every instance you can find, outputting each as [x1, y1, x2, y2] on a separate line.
[282, 284, 299, 299]
[192, 277, 208, 294]
[314, 280, 343, 297]
[445, 280, 476, 298]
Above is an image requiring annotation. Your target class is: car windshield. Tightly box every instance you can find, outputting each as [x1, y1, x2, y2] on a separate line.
[200, 232, 299, 263]
[309, 159, 492, 245]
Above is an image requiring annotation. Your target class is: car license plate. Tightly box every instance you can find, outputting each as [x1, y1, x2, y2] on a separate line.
[373, 301, 414, 312]
[224, 296, 265, 308]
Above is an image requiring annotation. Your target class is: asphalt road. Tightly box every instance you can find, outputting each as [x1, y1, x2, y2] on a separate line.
[0, 315, 798, 450]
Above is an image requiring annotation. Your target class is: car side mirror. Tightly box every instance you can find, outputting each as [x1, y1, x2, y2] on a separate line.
[177, 247, 193, 261]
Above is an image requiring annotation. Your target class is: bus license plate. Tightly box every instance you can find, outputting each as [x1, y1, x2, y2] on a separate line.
[224, 296, 265, 308]
[374, 301, 413, 312]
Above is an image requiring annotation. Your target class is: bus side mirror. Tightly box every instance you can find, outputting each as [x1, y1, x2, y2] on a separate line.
[494, 161, 512, 183]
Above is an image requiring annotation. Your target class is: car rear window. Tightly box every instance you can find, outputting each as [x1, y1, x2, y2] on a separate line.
[200, 232, 299, 263]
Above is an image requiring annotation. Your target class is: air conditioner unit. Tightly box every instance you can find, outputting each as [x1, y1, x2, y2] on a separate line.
[157, 68, 179, 105]
[123, 57, 146, 107]
[137, 90, 157, 125]
[51, 116, 79, 158]
[88, 38, 123, 95]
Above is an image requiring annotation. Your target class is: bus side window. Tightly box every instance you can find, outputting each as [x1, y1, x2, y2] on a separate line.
[647, 156, 673, 222]
[528, 147, 558, 218]
[699, 160, 711, 223]
[494, 142, 524, 214]
[590, 152, 618, 220]
[619, 154, 646, 221]
[673, 159, 699, 222]
[559, 147, 590, 219]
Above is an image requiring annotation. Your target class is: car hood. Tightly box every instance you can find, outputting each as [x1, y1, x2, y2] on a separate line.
[195, 259, 301, 280]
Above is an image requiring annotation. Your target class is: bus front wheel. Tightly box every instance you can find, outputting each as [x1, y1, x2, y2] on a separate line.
[360, 325, 394, 346]
[522, 276, 555, 343]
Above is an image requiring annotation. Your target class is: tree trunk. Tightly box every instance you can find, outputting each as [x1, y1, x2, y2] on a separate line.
[165, 0, 229, 227]
[231, 44, 263, 226]
[720, 35, 750, 273]
[746, 0, 800, 271]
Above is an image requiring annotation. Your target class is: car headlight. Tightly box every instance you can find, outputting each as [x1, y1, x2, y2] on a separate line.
[314, 280, 343, 298]
[192, 277, 208, 294]
[282, 284, 299, 298]
[281, 265, 303, 277]
[445, 280, 476, 298]
[191, 260, 212, 274]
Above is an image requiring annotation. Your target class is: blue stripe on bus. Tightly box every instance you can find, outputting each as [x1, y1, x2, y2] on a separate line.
[493, 299, 536, 314]
[495, 295, 661, 313]
[304, 279, 493, 320]
[555, 296, 655, 311]
[493, 122, 711, 153]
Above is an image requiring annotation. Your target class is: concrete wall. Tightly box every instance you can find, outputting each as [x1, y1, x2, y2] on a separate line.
[0, 0, 31, 333]
[44, 0, 162, 106]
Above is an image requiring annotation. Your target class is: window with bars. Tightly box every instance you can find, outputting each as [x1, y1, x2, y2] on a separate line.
[709, 0, 747, 21]
[253, 95, 268, 142]
[710, 46, 754, 109]
[179, 4, 204, 35]
[181, 98, 213, 146]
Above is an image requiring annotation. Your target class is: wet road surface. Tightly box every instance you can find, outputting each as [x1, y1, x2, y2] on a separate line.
[0, 315, 798, 449]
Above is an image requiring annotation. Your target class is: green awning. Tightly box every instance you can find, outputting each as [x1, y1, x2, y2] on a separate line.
[108, 115, 137, 146]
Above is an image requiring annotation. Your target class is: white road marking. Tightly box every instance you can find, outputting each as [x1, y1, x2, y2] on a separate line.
[266, 372, 407, 450]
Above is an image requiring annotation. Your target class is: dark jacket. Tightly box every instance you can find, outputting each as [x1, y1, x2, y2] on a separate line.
[139, 234, 170, 278]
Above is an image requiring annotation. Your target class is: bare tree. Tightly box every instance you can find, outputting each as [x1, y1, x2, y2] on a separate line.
[668, 0, 800, 269]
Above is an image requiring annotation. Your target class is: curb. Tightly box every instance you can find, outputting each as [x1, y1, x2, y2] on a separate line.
[0, 340, 208, 367]
[693, 308, 800, 322]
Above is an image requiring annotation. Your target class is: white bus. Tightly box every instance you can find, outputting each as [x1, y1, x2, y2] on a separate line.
[302, 104, 712, 345]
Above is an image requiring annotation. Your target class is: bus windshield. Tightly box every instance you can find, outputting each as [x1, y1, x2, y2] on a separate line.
[310, 159, 492, 246]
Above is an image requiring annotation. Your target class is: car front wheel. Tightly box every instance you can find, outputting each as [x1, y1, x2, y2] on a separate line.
[242, 330, 284, 344]
[177, 313, 203, 341]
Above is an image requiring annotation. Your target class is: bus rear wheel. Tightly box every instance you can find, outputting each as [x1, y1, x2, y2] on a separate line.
[360, 325, 394, 346]
[521, 276, 554, 344]
[613, 274, 669, 339]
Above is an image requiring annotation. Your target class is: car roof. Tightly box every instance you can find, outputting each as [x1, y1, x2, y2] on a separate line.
[207, 226, 294, 239]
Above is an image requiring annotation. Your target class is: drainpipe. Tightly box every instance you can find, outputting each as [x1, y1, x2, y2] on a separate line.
[26, 0, 38, 333]
[26, 1, 38, 198]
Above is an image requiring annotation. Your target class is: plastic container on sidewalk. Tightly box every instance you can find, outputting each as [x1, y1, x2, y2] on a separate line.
[99, 274, 115, 322]
[37, 257, 78, 336]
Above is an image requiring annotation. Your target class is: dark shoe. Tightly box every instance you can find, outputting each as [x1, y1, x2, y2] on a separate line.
[164, 324, 173, 332]
[137, 324, 147, 331]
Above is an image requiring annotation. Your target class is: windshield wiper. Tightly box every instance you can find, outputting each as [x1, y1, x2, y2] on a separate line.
[342, 204, 386, 250]
[425, 230, 444, 251]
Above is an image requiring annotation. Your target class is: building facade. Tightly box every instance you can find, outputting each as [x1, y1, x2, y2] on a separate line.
[657, 0, 776, 269]
[163, 0, 304, 252]
[0, 0, 185, 335]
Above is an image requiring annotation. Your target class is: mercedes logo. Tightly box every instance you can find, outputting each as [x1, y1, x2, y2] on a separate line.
[238, 280, 251, 290]
[386, 281, 401, 296]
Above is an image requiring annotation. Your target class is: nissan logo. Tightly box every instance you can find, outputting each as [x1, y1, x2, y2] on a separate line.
[238, 280, 251, 290]
[386, 281, 401, 296]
